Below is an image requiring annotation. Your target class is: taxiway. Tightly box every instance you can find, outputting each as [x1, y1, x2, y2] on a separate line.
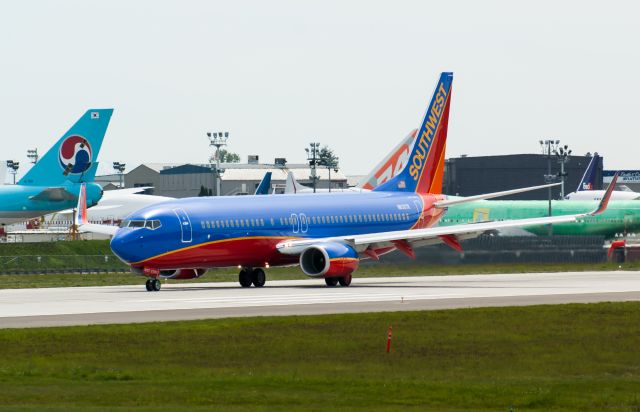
[1, 271, 639, 328]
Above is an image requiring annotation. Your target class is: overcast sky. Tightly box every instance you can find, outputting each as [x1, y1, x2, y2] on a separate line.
[1, 0, 638, 181]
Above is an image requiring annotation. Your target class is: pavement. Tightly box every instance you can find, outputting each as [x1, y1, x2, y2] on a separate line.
[1, 271, 640, 328]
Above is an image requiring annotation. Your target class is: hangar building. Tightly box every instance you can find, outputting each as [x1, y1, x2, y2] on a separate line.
[443, 154, 602, 200]
[125, 160, 347, 198]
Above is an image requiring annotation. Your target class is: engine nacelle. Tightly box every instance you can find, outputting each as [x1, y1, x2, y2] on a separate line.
[158, 268, 207, 279]
[299, 242, 359, 278]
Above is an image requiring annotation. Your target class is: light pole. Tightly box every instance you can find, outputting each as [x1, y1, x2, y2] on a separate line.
[305, 142, 320, 193]
[113, 162, 126, 188]
[540, 139, 560, 236]
[207, 131, 229, 196]
[27, 149, 38, 164]
[6, 160, 19, 184]
[555, 145, 572, 199]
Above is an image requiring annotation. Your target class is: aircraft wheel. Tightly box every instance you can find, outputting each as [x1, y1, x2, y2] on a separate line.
[239, 268, 252, 287]
[251, 268, 266, 287]
[338, 275, 352, 287]
[152, 278, 161, 291]
[145, 279, 153, 292]
[325, 277, 338, 287]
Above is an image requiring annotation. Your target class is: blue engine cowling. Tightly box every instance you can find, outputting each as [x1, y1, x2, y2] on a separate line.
[299, 242, 359, 278]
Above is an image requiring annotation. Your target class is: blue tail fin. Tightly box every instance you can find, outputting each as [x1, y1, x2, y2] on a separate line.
[374, 72, 453, 194]
[254, 172, 272, 195]
[19, 109, 113, 186]
[576, 154, 600, 191]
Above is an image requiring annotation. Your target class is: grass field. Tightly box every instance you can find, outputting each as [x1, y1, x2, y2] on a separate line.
[1, 261, 639, 289]
[0, 302, 639, 411]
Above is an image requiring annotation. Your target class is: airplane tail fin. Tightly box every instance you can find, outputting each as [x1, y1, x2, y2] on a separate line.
[374, 72, 453, 194]
[74, 183, 88, 226]
[19, 109, 113, 186]
[576, 154, 600, 192]
[285, 171, 305, 194]
[254, 172, 272, 195]
[358, 129, 417, 190]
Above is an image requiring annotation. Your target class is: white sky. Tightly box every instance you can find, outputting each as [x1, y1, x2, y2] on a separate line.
[1, 0, 638, 180]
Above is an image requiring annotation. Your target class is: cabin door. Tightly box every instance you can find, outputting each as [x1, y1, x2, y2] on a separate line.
[173, 208, 193, 243]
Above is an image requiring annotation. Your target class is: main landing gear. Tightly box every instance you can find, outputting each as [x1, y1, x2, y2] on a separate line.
[145, 278, 161, 292]
[239, 267, 266, 288]
[325, 275, 352, 287]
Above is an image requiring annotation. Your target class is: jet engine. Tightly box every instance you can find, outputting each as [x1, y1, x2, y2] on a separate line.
[299, 242, 359, 278]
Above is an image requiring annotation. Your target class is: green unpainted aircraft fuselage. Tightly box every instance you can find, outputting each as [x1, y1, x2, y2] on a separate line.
[439, 199, 640, 238]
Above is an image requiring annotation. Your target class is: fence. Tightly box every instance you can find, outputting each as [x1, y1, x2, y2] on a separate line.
[0, 255, 129, 274]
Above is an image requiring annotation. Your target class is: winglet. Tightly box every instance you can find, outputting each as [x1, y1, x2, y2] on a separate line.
[589, 172, 618, 216]
[75, 183, 88, 226]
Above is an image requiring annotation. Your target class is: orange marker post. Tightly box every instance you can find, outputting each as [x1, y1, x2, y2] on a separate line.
[386, 325, 393, 353]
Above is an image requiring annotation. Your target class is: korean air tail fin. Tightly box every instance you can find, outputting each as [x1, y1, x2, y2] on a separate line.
[19, 109, 113, 186]
[576, 154, 600, 192]
[374, 72, 453, 194]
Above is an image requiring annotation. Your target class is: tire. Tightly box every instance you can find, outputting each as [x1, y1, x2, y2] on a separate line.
[145, 279, 153, 291]
[325, 277, 338, 287]
[251, 268, 266, 287]
[152, 279, 161, 291]
[239, 269, 252, 287]
[338, 275, 352, 287]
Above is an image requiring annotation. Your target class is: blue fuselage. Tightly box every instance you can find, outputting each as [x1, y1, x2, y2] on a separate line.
[110, 192, 437, 269]
[0, 182, 102, 225]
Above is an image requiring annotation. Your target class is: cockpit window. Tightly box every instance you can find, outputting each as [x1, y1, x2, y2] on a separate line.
[120, 219, 161, 229]
[128, 220, 146, 228]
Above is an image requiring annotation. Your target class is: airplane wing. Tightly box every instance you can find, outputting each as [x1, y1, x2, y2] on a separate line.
[277, 174, 618, 256]
[29, 187, 76, 202]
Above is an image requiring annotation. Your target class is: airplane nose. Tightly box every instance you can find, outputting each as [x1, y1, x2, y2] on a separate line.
[110, 230, 139, 263]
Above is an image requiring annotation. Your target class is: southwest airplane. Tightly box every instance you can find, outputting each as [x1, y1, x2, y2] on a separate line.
[0, 109, 112, 225]
[80, 73, 616, 291]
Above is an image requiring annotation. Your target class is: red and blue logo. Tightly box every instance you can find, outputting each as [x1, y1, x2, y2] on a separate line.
[59, 135, 92, 174]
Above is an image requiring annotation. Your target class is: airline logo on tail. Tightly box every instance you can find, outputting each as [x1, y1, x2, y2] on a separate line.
[59, 135, 92, 174]
[410, 81, 449, 181]
[373, 72, 453, 194]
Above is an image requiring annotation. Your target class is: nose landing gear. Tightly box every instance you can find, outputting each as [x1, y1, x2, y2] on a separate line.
[145, 278, 161, 291]
[239, 267, 266, 287]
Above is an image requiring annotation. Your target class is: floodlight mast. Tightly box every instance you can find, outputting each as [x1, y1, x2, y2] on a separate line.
[112, 162, 126, 188]
[6, 160, 19, 184]
[208, 131, 229, 196]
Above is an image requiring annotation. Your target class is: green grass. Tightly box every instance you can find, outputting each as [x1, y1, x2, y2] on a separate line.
[0, 302, 639, 410]
[1, 261, 639, 289]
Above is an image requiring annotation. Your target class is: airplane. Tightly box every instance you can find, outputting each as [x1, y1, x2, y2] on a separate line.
[0, 109, 113, 225]
[79, 73, 617, 291]
[565, 154, 640, 201]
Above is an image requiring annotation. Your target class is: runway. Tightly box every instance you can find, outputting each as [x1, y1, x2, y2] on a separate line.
[1, 271, 640, 328]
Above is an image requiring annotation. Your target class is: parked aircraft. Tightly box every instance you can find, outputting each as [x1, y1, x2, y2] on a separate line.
[565, 154, 639, 201]
[0, 109, 112, 225]
[80, 73, 616, 291]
